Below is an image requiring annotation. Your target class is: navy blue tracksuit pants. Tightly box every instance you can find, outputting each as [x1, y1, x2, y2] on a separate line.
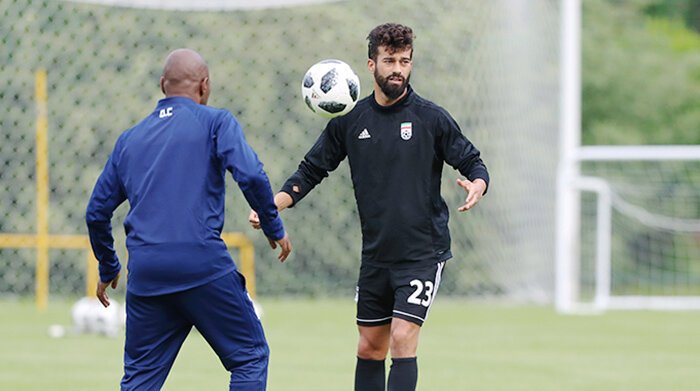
[121, 271, 268, 390]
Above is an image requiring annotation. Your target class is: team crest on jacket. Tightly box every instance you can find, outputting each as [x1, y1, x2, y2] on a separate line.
[400, 122, 412, 140]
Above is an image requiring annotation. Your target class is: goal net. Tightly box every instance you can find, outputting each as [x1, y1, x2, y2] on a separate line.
[0, 0, 561, 303]
[565, 146, 700, 311]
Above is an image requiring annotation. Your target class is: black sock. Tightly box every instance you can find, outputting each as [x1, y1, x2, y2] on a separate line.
[355, 357, 386, 391]
[387, 357, 417, 391]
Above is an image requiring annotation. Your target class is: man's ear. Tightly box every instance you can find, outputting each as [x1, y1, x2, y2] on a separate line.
[160, 76, 166, 95]
[367, 58, 375, 73]
[200, 77, 209, 96]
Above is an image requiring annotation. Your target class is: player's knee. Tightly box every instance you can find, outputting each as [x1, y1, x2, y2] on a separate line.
[357, 335, 388, 360]
[389, 325, 419, 355]
[390, 327, 409, 343]
[225, 355, 269, 390]
[221, 345, 269, 374]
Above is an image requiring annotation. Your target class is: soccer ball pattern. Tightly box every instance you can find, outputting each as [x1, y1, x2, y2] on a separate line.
[301, 59, 360, 118]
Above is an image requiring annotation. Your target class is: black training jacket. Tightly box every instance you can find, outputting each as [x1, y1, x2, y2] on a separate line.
[281, 85, 489, 267]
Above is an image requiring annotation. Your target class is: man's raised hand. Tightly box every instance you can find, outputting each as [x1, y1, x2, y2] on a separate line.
[456, 178, 487, 212]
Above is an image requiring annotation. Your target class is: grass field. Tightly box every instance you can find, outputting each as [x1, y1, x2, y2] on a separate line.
[1, 298, 700, 390]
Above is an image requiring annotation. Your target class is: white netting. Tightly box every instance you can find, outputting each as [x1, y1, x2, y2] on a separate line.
[0, 0, 561, 300]
[579, 160, 700, 298]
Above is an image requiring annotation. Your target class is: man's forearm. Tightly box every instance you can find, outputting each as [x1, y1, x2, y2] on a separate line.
[274, 192, 294, 212]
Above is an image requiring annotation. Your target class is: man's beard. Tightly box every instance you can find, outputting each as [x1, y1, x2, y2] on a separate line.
[375, 69, 410, 100]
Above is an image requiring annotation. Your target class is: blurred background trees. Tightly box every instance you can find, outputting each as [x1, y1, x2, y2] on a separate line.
[583, 0, 700, 145]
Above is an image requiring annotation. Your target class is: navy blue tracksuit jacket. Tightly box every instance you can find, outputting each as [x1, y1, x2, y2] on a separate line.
[86, 96, 284, 296]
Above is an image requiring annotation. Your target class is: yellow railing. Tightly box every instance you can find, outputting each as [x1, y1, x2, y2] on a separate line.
[0, 232, 256, 310]
[0, 234, 98, 309]
[0, 70, 256, 310]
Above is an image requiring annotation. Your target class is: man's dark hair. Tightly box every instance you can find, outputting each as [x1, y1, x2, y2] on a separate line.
[367, 23, 415, 60]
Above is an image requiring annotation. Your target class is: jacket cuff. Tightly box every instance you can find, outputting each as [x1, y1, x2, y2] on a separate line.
[98, 261, 121, 283]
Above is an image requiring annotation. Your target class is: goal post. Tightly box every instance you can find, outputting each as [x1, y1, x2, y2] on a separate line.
[555, 0, 700, 312]
[557, 145, 700, 312]
[555, 0, 582, 313]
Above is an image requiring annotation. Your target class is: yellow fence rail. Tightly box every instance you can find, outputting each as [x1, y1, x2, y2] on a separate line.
[0, 234, 97, 309]
[0, 232, 256, 310]
[0, 70, 256, 311]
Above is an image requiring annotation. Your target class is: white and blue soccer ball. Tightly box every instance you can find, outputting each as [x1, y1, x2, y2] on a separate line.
[71, 297, 124, 338]
[301, 59, 360, 118]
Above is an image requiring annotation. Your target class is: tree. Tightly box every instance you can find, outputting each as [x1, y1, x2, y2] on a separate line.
[583, 0, 700, 145]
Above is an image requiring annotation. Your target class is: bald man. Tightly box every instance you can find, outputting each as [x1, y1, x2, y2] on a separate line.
[86, 48, 291, 390]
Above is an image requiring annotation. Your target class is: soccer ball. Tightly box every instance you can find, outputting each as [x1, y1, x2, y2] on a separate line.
[71, 297, 124, 338]
[301, 59, 360, 118]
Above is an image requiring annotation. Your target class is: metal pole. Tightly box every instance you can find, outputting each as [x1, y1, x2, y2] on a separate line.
[555, 0, 582, 312]
[35, 69, 49, 311]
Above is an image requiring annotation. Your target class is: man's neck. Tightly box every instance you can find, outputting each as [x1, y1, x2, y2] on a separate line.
[165, 92, 200, 104]
[373, 87, 408, 107]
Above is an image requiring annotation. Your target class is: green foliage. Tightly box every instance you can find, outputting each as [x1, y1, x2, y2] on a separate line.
[648, 18, 700, 52]
[643, 0, 700, 33]
[583, 0, 700, 145]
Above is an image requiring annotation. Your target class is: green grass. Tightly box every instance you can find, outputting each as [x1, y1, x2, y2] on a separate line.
[1, 298, 700, 390]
